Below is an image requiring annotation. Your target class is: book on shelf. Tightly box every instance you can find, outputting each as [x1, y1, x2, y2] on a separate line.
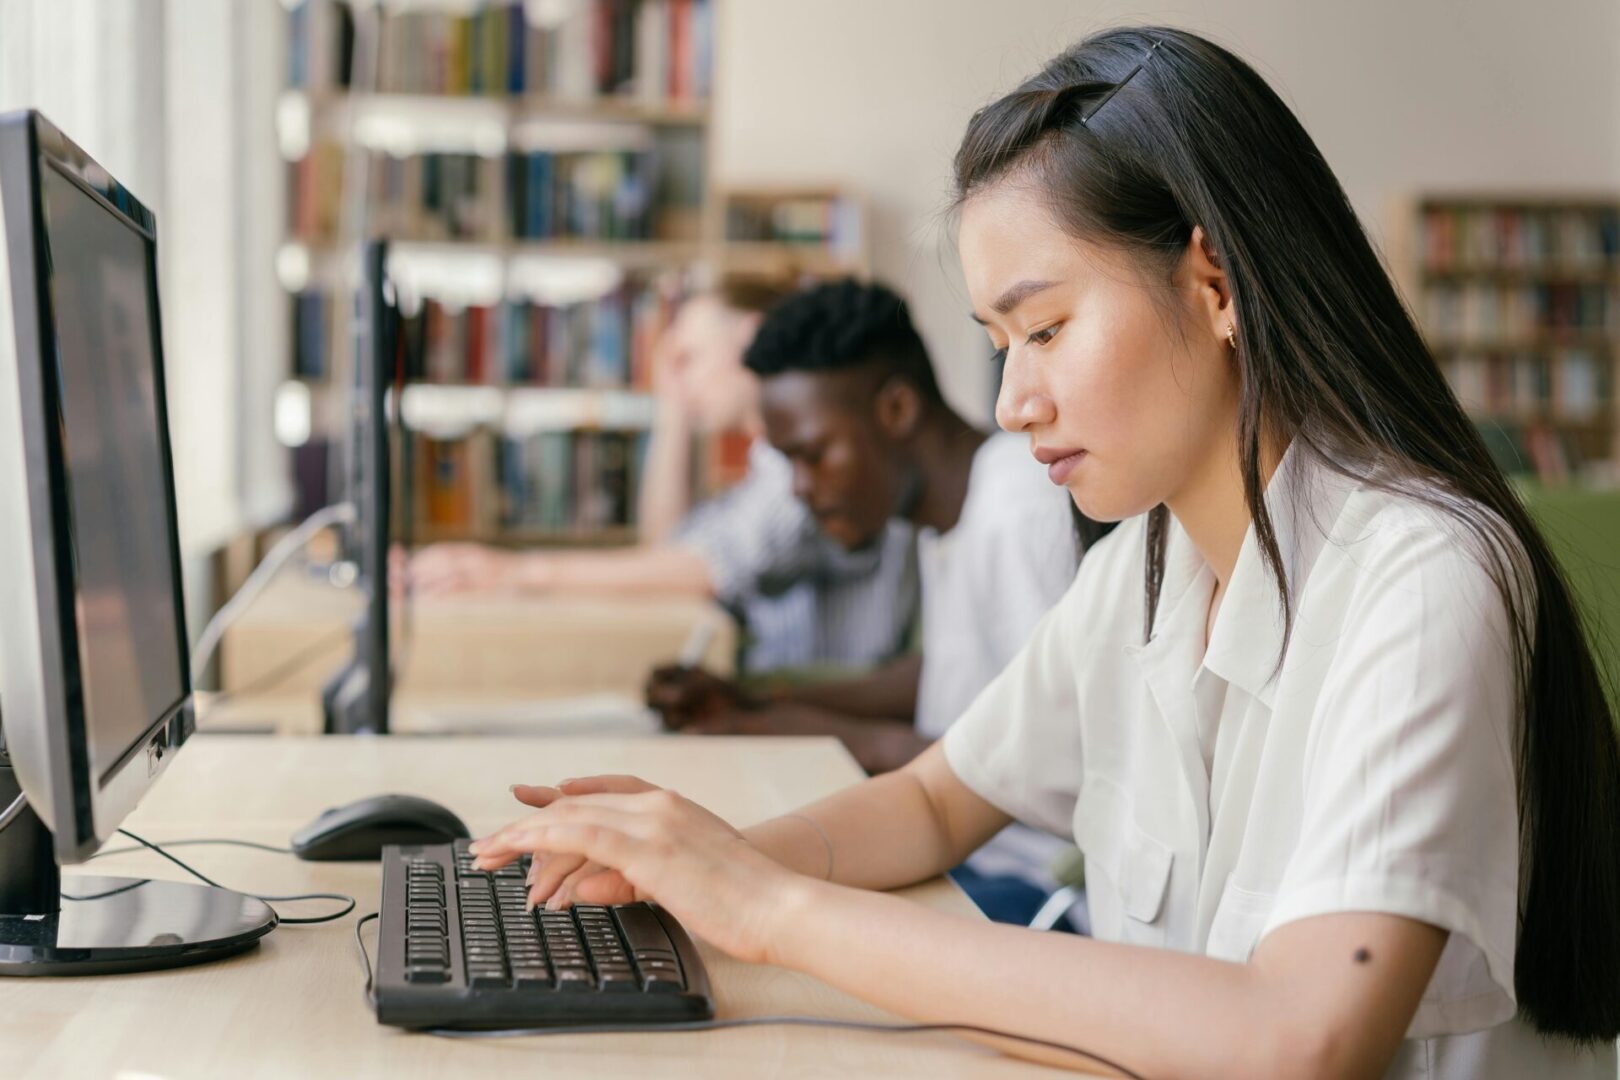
[1420, 203, 1620, 273]
[1423, 280, 1617, 344]
[403, 272, 685, 390]
[725, 190, 863, 250]
[405, 428, 647, 537]
[288, 137, 702, 245]
[291, 290, 335, 379]
[1441, 349, 1610, 422]
[290, 0, 713, 105]
[1416, 197, 1619, 478]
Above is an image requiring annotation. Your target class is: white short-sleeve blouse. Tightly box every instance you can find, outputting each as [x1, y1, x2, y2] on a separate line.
[942, 446, 1616, 1079]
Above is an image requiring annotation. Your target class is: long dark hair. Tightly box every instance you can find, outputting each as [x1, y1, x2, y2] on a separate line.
[952, 26, 1620, 1042]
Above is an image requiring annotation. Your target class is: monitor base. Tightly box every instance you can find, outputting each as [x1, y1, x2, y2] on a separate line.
[0, 875, 276, 976]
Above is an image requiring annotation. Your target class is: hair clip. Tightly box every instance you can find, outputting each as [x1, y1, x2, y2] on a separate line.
[1081, 38, 1164, 125]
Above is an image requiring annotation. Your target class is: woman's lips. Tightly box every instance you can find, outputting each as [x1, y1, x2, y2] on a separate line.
[1033, 446, 1087, 485]
[1045, 450, 1086, 485]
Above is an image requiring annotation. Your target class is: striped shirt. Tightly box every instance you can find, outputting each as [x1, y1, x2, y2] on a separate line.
[673, 440, 918, 674]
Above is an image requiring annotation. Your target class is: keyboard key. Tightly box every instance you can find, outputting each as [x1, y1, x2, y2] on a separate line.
[555, 968, 595, 990]
[613, 906, 676, 957]
[643, 973, 684, 993]
[598, 969, 639, 992]
[405, 964, 451, 983]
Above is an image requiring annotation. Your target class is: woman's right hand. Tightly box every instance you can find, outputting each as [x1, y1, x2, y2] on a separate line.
[510, 776, 650, 907]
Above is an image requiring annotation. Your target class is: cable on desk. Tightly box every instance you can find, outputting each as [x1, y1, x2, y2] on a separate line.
[427, 1017, 1147, 1078]
[61, 829, 355, 924]
[349, 915, 1145, 1078]
[355, 911, 381, 1007]
[89, 837, 293, 859]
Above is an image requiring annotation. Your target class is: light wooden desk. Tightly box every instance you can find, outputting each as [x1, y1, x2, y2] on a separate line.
[0, 734, 1070, 1079]
[220, 574, 736, 707]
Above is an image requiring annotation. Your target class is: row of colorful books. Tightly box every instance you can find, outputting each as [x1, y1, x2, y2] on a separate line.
[408, 429, 648, 534]
[1421, 204, 1620, 273]
[289, 145, 700, 244]
[289, 0, 713, 104]
[412, 283, 684, 389]
[294, 279, 683, 389]
[725, 193, 861, 247]
[1422, 282, 1620, 343]
[1443, 349, 1610, 421]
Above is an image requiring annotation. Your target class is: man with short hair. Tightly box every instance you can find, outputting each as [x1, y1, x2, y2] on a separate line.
[647, 278, 1104, 926]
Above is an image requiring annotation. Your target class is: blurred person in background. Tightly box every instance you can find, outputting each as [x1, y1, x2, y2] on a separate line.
[643, 279, 1108, 927]
[401, 277, 917, 675]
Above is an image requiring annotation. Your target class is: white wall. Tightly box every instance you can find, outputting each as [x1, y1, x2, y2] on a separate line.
[0, 0, 293, 559]
[713, 0, 1620, 424]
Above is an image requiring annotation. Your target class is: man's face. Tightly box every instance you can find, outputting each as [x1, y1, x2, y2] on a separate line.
[759, 370, 907, 550]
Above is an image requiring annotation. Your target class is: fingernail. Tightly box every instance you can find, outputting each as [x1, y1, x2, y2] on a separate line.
[467, 841, 483, 854]
[525, 894, 537, 913]
[558, 778, 576, 786]
[525, 865, 537, 886]
[545, 894, 564, 911]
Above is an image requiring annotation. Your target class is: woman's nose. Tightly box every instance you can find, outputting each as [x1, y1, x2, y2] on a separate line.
[994, 351, 1057, 433]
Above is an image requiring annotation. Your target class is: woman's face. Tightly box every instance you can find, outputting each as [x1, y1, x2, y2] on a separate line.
[957, 179, 1241, 523]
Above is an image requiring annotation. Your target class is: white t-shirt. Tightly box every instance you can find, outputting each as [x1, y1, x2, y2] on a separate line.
[942, 445, 1616, 1079]
[915, 432, 1079, 737]
[917, 432, 1079, 885]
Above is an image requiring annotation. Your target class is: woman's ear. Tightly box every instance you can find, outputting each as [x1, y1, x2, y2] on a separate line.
[874, 376, 923, 441]
[1187, 225, 1234, 344]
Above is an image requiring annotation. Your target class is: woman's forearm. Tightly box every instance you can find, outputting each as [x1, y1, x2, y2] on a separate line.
[743, 747, 1006, 890]
[765, 880, 1376, 1080]
[742, 771, 954, 889]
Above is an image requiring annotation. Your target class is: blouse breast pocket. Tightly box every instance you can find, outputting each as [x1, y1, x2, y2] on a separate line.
[1073, 781, 1174, 947]
[1206, 882, 1277, 962]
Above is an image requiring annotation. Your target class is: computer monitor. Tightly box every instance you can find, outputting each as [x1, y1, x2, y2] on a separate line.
[323, 240, 395, 736]
[0, 110, 275, 974]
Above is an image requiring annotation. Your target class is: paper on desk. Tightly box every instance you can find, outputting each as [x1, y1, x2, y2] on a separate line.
[411, 693, 663, 737]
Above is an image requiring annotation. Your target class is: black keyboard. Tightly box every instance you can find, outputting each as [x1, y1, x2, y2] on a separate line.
[373, 840, 714, 1029]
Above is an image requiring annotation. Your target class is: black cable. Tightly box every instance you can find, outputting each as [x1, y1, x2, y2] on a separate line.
[427, 1017, 1146, 1078]
[88, 837, 293, 859]
[355, 911, 380, 1006]
[349, 914, 1145, 1079]
[62, 829, 355, 924]
[61, 879, 150, 901]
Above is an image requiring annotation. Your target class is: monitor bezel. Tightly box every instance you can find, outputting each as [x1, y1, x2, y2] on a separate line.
[0, 109, 194, 864]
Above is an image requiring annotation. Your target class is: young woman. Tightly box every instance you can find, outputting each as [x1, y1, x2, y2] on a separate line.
[469, 27, 1620, 1078]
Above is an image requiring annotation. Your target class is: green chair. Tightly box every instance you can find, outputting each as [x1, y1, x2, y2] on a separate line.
[1518, 481, 1620, 712]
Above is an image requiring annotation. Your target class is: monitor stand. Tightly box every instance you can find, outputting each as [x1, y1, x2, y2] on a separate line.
[0, 758, 276, 976]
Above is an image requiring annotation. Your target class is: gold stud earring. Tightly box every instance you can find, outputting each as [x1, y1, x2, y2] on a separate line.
[1226, 323, 1237, 349]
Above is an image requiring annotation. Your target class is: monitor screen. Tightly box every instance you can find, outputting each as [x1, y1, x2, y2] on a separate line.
[39, 162, 185, 787]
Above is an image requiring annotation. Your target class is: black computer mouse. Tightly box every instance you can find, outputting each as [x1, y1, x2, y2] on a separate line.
[290, 793, 471, 861]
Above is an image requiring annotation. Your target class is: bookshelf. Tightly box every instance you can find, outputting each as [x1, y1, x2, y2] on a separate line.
[278, 0, 867, 546]
[1411, 196, 1620, 482]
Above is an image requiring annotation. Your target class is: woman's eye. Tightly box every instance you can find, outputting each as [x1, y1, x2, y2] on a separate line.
[1027, 323, 1061, 346]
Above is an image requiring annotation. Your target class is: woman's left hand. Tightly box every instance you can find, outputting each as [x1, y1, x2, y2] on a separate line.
[469, 782, 808, 966]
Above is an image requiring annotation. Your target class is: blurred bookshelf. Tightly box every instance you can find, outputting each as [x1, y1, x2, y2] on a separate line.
[276, 0, 867, 547]
[1413, 195, 1620, 485]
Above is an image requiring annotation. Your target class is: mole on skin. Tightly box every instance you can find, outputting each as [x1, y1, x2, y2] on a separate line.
[1354, 948, 1372, 964]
